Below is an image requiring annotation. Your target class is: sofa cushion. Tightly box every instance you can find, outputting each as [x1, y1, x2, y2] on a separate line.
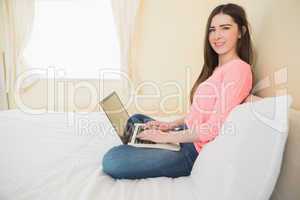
[190, 95, 293, 200]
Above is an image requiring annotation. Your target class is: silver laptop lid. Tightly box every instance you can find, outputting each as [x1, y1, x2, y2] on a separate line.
[99, 91, 130, 138]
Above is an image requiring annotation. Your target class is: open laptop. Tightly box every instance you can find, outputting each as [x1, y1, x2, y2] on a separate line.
[99, 91, 181, 151]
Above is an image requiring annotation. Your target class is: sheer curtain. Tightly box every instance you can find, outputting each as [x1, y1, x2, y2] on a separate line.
[0, 0, 35, 109]
[0, 3, 8, 110]
[0, 53, 8, 110]
[111, 0, 141, 92]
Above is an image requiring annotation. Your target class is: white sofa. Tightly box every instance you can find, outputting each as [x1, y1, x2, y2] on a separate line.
[0, 95, 292, 200]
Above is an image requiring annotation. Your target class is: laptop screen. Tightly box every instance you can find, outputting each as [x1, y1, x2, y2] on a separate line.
[100, 92, 130, 138]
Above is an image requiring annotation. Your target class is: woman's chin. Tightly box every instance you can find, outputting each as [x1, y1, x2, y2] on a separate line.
[213, 48, 229, 55]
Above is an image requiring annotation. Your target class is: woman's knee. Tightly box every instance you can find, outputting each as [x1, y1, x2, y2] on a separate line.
[102, 146, 130, 178]
[102, 147, 118, 173]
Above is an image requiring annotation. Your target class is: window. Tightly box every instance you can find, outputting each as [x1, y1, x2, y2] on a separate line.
[24, 0, 121, 79]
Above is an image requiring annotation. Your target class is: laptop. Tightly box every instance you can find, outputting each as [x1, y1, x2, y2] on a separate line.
[99, 91, 181, 151]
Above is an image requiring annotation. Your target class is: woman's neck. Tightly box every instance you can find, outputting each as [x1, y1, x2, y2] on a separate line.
[218, 52, 239, 66]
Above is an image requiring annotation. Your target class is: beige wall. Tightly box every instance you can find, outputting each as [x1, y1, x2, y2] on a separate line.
[20, 0, 300, 116]
[252, 0, 300, 108]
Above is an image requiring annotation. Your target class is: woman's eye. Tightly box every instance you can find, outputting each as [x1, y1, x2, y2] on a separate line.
[223, 27, 230, 30]
[208, 29, 215, 33]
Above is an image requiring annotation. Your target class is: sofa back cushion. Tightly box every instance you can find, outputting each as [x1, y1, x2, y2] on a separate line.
[191, 95, 292, 200]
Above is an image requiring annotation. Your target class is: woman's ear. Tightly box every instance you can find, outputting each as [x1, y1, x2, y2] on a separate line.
[238, 26, 247, 39]
[242, 26, 247, 35]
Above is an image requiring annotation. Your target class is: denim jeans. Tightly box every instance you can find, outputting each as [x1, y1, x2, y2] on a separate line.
[102, 114, 199, 179]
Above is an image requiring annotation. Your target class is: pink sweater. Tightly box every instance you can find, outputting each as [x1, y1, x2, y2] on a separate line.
[185, 59, 253, 153]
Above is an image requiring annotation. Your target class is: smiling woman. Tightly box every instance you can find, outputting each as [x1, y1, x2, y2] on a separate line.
[102, 3, 254, 180]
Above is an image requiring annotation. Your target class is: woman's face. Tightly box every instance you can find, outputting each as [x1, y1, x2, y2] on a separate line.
[208, 13, 241, 56]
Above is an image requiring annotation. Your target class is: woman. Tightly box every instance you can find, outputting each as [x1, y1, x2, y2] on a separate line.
[102, 3, 253, 179]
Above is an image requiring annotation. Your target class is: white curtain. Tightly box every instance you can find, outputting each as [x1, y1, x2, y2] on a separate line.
[0, 3, 8, 110]
[0, 0, 35, 109]
[0, 53, 8, 110]
[111, 0, 141, 90]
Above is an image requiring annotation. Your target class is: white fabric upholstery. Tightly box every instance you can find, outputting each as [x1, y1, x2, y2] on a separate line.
[0, 95, 292, 200]
[191, 95, 292, 200]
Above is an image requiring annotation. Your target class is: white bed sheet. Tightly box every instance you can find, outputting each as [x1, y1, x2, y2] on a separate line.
[0, 95, 291, 200]
[0, 110, 198, 200]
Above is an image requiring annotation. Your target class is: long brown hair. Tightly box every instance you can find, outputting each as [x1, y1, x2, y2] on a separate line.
[189, 3, 254, 104]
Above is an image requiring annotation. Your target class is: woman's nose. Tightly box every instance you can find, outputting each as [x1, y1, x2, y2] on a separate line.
[214, 29, 222, 39]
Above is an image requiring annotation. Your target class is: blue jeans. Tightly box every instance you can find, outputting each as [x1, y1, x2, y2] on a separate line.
[102, 114, 199, 179]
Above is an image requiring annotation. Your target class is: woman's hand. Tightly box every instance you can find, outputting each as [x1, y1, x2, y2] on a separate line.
[143, 120, 177, 131]
[136, 129, 171, 143]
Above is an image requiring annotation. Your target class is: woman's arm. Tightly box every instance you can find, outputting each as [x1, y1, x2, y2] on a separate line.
[144, 116, 186, 130]
[166, 129, 199, 143]
[138, 63, 253, 144]
[137, 129, 199, 144]
[170, 116, 186, 127]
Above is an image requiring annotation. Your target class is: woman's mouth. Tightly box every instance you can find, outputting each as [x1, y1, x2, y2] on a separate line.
[214, 42, 225, 48]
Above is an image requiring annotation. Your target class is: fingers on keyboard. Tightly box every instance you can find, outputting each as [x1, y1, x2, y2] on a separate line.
[136, 138, 155, 144]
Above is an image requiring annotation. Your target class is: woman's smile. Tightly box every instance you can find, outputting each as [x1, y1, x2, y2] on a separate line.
[214, 41, 226, 48]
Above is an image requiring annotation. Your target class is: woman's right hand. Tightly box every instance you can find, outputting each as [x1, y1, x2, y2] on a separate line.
[143, 120, 177, 131]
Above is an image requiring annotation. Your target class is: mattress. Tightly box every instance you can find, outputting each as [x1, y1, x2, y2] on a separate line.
[0, 110, 198, 200]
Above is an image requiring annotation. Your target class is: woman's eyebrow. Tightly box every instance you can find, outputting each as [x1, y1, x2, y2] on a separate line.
[209, 24, 233, 28]
[220, 24, 232, 27]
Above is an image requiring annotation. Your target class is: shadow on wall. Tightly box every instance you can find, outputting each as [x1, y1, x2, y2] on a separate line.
[251, 0, 300, 110]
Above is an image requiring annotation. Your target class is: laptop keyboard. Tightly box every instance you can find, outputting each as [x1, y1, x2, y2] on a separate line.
[135, 126, 156, 144]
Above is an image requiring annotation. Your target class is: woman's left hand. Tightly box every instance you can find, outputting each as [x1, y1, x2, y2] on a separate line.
[136, 129, 172, 143]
